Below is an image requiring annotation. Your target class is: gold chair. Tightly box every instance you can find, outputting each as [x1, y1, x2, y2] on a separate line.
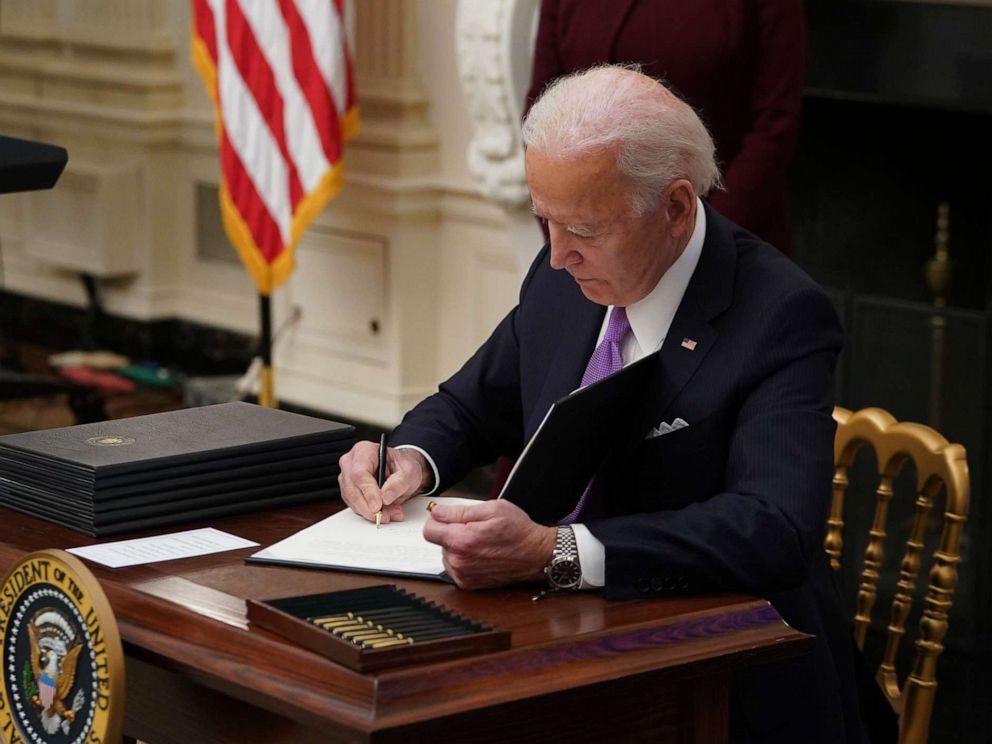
[826, 406, 969, 744]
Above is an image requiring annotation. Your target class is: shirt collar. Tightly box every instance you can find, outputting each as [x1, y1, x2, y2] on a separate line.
[621, 197, 706, 356]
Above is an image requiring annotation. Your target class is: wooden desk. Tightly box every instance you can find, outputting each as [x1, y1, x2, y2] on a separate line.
[0, 503, 812, 743]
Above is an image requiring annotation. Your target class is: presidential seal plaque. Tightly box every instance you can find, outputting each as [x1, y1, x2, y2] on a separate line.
[0, 550, 124, 744]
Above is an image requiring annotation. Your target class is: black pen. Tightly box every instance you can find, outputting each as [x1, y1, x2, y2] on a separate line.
[375, 432, 387, 528]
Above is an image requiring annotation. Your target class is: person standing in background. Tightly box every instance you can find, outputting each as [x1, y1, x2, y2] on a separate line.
[526, 0, 805, 256]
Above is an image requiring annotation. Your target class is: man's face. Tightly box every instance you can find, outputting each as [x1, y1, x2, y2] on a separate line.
[525, 146, 681, 307]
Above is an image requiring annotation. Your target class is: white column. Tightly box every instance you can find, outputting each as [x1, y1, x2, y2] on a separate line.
[455, 0, 543, 275]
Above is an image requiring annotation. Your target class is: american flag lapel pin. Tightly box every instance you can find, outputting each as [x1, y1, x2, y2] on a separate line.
[681, 337, 697, 351]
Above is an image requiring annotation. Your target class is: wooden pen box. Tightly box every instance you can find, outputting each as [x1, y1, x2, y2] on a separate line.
[247, 584, 511, 672]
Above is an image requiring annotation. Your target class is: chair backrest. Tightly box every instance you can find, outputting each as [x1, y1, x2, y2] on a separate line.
[827, 406, 969, 744]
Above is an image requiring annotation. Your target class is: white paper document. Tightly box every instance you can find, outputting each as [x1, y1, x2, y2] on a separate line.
[249, 496, 480, 578]
[67, 528, 259, 568]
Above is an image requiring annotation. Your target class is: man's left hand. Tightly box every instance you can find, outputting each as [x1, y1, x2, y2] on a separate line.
[423, 500, 556, 589]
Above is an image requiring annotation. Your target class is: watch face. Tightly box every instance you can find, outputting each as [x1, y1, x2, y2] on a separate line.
[549, 559, 581, 588]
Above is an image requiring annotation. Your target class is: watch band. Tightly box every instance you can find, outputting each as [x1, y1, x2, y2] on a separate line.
[546, 526, 582, 590]
[556, 525, 577, 557]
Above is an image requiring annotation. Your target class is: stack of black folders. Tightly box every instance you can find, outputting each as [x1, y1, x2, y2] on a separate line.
[247, 585, 510, 672]
[0, 401, 354, 536]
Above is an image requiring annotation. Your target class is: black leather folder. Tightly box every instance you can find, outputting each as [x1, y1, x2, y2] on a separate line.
[0, 402, 356, 535]
[498, 351, 660, 525]
[0, 445, 349, 500]
[0, 472, 337, 524]
[0, 484, 331, 536]
[0, 463, 340, 512]
[0, 402, 354, 478]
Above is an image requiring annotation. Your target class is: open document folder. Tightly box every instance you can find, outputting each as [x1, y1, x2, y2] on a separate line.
[499, 350, 660, 524]
[248, 496, 478, 581]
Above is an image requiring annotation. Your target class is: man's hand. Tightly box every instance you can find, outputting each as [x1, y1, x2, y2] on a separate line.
[422, 499, 556, 589]
[338, 441, 430, 524]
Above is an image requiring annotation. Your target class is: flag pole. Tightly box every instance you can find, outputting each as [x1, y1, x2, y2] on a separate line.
[258, 292, 277, 408]
[192, 2, 358, 411]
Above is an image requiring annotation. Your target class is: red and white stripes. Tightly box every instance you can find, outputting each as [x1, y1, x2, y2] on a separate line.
[192, 0, 357, 294]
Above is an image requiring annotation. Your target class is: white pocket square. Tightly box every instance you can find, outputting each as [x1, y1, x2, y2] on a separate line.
[645, 417, 689, 439]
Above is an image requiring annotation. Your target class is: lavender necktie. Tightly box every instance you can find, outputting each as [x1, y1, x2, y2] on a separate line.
[560, 306, 632, 524]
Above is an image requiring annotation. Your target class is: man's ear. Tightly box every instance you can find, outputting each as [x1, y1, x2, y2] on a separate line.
[664, 179, 696, 237]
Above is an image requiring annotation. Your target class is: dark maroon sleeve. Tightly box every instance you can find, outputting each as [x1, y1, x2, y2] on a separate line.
[525, 0, 564, 115]
[708, 0, 806, 248]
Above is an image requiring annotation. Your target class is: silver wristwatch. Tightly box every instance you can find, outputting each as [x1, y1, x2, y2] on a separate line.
[545, 526, 582, 590]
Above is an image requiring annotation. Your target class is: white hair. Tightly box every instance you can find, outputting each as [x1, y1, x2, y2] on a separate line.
[521, 65, 722, 215]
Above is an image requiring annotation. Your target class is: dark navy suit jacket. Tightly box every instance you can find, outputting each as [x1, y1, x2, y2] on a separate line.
[392, 205, 866, 742]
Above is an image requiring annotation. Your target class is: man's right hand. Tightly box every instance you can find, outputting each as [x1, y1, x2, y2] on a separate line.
[337, 441, 431, 524]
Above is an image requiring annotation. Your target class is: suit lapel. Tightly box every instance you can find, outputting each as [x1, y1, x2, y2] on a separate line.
[524, 288, 604, 440]
[633, 203, 736, 437]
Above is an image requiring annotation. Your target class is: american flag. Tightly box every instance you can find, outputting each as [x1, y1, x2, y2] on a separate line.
[681, 337, 697, 351]
[191, 0, 357, 295]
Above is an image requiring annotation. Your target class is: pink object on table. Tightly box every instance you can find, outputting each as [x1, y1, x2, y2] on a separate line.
[58, 366, 136, 394]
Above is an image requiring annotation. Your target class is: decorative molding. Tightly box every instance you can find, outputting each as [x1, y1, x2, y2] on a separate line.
[0, 1, 183, 147]
[354, 0, 416, 83]
[455, 0, 539, 208]
[0, 1, 181, 109]
[0, 0, 174, 52]
[348, 0, 439, 178]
